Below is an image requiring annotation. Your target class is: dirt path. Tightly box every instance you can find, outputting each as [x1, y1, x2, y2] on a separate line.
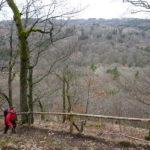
[0, 122, 150, 150]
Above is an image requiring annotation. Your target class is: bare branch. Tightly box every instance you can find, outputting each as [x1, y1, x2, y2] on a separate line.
[124, 0, 150, 9]
[33, 53, 70, 85]
[0, 0, 6, 10]
[131, 9, 150, 13]
[0, 90, 9, 103]
[26, 23, 54, 42]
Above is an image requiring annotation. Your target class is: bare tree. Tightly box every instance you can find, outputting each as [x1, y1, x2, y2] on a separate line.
[7, 21, 19, 107]
[0, 20, 18, 107]
[123, 0, 150, 106]
[27, 42, 75, 123]
[0, 0, 80, 123]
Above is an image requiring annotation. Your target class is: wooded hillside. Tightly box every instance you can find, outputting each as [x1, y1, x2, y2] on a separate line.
[0, 18, 150, 119]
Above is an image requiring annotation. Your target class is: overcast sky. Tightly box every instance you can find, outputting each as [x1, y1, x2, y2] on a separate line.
[1, 0, 150, 20]
[70, 0, 150, 19]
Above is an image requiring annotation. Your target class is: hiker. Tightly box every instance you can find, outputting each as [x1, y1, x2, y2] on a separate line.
[4, 106, 17, 134]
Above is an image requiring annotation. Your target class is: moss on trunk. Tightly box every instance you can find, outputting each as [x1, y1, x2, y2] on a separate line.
[6, 0, 29, 123]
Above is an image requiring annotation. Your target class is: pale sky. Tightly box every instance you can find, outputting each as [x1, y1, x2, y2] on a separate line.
[1, 0, 150, 20]
[69, 0, 150, 19]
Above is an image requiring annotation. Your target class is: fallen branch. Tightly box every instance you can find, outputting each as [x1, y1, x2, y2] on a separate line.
[14, 112, 150, 123]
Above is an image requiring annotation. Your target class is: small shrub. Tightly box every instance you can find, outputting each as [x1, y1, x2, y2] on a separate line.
[79, 34, 88, 40]
[134, 71, 139, 78]
[16, 120, 23, 125]
[145, 135, 150, 141]
[112, 29, 117, 35]
[144, 46, 150, 52]
[107, 67, 120, 80]
[90, 63, 97, 72]
[96, 34, 102, 38]
[118, 39, 123, 43]
[85, 123, 102, 128]
[105, 88, 120, 95]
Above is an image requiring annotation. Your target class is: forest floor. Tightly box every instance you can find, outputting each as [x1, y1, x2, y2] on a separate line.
[0, 120, 150, 150]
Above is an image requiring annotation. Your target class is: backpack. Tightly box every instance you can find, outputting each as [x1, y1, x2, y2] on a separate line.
[4, 108, 8, 117]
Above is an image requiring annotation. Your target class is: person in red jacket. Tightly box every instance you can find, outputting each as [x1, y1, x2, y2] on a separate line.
[4, 106, 17, 134]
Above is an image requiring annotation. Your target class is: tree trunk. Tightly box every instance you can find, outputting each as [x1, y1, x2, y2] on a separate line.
[6, 0, 29, 123]
[38, 100, 45, 121]
[19, 34, 29, 123]
[8, 21, 14, 107]
[8, 66, 12, 107]
[62, 78, 66, 122]
[66, 80, 71, 113]
[28, 66, 34, 123]
[66, 79, 74, 133]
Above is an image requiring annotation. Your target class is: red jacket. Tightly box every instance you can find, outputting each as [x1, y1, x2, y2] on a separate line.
[5, 108, 17, 126]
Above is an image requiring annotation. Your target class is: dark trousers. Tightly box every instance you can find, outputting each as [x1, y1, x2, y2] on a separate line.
[4, 120, 16, 134]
